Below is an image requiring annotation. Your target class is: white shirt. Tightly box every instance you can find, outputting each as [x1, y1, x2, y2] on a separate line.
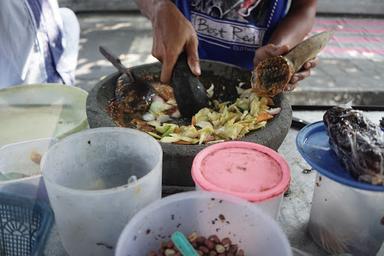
[0, 0, 79, 89]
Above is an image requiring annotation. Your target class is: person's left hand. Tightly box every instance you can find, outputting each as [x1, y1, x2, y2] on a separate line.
[287, 57, 319, 91]
[253, 44, 319, 91]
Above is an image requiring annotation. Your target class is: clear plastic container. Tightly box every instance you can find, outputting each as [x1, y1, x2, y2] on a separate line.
[309, 174, 384, 255]
[42, 128, 163, 256]
[0, 84, 89, 147]
[116, 191, 292, 256]
[192, 141, 290, 219]
[0, 138, 56, 201]
[297, 121, 384, 255]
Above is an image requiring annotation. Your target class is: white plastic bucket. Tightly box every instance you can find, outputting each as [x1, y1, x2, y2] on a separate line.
[296, 121, 384, 255]
[115, 191, 292, 256]
[309, 173, 384, 255]
[42, 127, 163, 256]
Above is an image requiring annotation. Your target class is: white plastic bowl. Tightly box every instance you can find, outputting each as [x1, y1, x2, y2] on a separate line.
[0, 84, 88, 147]
[116, 191, 292, 256]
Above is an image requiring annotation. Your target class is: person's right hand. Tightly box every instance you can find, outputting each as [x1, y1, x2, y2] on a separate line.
[151, 1, 200, 83]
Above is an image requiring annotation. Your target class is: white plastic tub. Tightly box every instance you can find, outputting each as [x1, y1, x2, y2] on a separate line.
[115, 191, 292, 256]
[42, 128, 163, 256]
[297, 121, 384, 255]
[308, 174, 384, 255]
[192, 141, 290, 219]
[0, 138, 56, 201]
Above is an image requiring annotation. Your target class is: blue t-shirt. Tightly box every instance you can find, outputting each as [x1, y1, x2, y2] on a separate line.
[174, 0, 290, 70]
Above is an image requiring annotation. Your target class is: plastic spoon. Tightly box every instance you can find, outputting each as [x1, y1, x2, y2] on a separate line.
[171, 231, 199, 256]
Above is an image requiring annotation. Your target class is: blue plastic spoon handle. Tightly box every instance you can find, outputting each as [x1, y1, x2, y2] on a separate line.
[171, 231, 199, 256]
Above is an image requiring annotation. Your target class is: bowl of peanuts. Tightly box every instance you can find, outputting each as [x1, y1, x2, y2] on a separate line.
[115, 191, 292, 256]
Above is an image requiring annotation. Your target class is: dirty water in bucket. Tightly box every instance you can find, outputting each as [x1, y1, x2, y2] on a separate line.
[43, 128, 162, 192]
[69, 157, 148, 191]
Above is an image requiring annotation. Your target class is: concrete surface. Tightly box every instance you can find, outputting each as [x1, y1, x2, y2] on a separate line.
[74, 13, 384, 106]
[59, 0, 138, 12]
[316, 0, 384, 16]
[59, 0, 384, 16]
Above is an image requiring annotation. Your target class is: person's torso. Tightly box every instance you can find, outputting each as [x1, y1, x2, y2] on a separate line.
[174, 0, 290, 70]
[0, 0, 65, 88]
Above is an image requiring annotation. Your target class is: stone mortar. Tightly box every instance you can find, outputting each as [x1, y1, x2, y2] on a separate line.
[87, 61, 292, 186]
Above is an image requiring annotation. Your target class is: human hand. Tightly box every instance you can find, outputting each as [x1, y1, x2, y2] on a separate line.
[287, 57, 318, 91]
[253, 44, 318, 91]
[151, 1, 200, 83]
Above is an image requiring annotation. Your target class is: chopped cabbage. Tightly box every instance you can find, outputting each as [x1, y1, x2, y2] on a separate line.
[143, 86, 277, 144]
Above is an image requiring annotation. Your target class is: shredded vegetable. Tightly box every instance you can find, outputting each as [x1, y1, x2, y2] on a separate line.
[141, 87, 280, 144]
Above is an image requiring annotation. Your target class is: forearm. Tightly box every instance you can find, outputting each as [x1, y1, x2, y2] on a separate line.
[268, 0, 317, 48]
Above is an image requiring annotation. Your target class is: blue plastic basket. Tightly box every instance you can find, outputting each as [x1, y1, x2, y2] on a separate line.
[0, 193, 54, 256]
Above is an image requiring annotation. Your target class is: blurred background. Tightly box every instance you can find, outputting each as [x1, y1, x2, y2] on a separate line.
[58, 0, 384, 107]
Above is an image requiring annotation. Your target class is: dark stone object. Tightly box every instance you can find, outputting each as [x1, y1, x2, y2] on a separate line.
[171, 53, 210, 118]
[323, 106, 384, 185]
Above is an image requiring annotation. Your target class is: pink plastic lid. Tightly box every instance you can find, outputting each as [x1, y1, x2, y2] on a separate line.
[192, 141, 290, 202]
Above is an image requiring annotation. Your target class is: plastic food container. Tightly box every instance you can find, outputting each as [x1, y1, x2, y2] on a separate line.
[42, 128, 163, 256]
[0, 138, 56, 201]
[0, 84, 88, 147]
[192, 141, 290, 219]
[115, 191, 292, 256]
[297, 121, 384, 255]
